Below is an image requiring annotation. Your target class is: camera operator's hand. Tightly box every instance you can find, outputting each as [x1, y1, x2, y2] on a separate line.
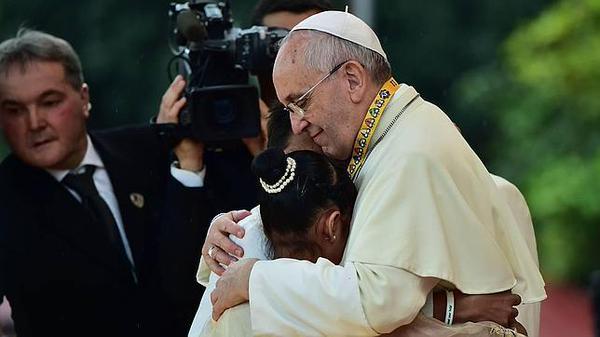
[158, 75, 204, 171]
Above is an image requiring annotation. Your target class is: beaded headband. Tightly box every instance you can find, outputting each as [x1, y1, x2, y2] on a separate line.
[259, 157, 296, 194]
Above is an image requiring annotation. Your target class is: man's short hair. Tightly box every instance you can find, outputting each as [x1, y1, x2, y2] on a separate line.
[251, 0, 334, 25]
[282, 30, 392, 86]
[0, 28, 84, 90]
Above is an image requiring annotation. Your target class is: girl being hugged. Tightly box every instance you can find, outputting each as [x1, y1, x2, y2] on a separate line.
[253, 148, 356, 265]
[189, 147, 357, 337]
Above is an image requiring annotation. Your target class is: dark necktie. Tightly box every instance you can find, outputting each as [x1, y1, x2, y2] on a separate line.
[62, 165, 135, 278]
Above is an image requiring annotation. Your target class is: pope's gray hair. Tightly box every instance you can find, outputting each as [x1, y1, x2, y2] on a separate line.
[280, 30, 391, 85]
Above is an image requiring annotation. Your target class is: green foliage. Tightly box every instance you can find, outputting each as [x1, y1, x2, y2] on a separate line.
[455, 0, 600, 282]
[373, 0, 551, 163]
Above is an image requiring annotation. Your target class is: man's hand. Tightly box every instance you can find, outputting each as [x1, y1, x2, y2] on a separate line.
[211, 258, 258, 320]
[201, 210, 251, 275]
[158, 75, 187, 124]
[157, 75, 204, 171]
[452, 290, 521, 328]
[432, 290, 527, 334]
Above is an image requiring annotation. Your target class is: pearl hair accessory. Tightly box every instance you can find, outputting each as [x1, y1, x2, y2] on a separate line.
[260, 157, 296, 194]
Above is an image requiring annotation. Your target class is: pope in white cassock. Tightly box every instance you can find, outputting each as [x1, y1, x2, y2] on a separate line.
[204, 10, 546, 337]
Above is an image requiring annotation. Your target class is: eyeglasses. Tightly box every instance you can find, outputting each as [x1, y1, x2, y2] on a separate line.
[284, 60, 349, 119]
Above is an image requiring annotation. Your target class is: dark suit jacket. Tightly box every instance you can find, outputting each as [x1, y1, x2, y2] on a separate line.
[0, 125, 214, 337]
[204, 142, 259, 213]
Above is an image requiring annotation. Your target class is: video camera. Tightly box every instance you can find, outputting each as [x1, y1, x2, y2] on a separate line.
[168, 0, 288, 143]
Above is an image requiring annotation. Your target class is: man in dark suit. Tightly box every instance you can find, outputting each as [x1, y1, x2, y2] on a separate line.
[0, 29, 212, 337]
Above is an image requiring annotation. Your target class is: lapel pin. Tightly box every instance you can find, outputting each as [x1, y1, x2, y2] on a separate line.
[129, 193, 144, 209]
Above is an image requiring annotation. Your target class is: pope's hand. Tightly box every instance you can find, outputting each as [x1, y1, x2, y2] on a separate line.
[211, 258, 258, 320]
[201, 210, 251, 275]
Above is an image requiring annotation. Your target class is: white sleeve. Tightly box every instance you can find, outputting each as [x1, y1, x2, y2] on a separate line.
[170, 162, 206, 187]
[249, 259, 436, 336]
[191, 210, 268, 337]
[229, 208, 270, 260]
[196, 208, 266, 287]
[354, 263, 438, 333]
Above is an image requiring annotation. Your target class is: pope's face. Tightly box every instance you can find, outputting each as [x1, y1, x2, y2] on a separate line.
[273, 38, 357, 161]
[0, 61, 89, 170]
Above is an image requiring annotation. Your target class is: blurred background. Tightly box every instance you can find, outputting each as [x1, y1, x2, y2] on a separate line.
[1, 0, 598, 336]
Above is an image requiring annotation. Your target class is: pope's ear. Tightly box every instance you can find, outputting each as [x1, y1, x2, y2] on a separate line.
[343, 61, 368, 103]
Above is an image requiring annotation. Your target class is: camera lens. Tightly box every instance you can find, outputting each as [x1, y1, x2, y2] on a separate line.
[212, 99, 236, 125]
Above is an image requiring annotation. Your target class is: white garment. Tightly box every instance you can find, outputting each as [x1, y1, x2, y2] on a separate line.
[247, 84, 546, 336]
[491, 174, 541, 337]
[189, 206, 268, 337]
[193, 203, 533, 337]
[383, 314, 527, 337]
[193, 174, 542, 336]
[194, 207, 440, 337]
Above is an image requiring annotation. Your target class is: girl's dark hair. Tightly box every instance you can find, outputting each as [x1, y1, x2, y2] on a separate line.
[251, 148, 357, 259]
[266, 102, 293, 149]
